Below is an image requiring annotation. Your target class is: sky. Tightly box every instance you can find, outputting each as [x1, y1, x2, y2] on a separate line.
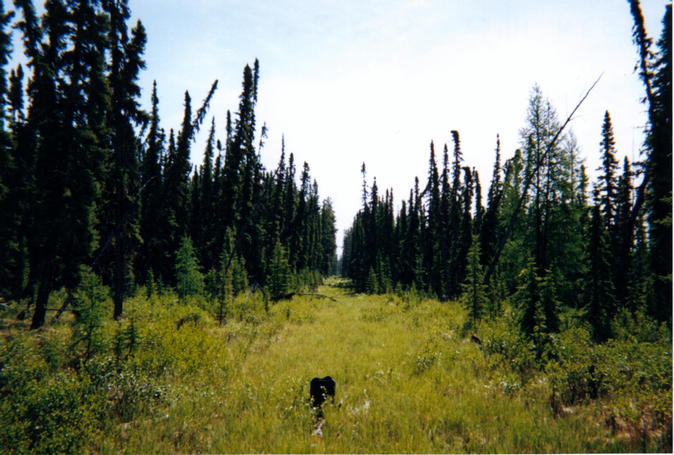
[11, 1, 670, 253]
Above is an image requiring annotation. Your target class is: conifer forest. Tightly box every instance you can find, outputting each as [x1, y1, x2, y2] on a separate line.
[0, 0, 671, 453]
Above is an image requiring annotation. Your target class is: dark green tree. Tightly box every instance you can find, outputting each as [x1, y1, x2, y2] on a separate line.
[161, 92, 193, 284]
[612, 157, 635, 310]
[175, 236, 204, 299]
[646, 4, 672, 324]
[0, 3, 20, 298]
[197, 117, 218, 270]
[15, 0, 107, 329]
[320, 198, 337, 275]
[628, 1, 672, 325]
[586, 187, 616, 341]
[268, 240, 290, 301]
[101, 0, 147, 319]
[461, 234, 488, 330]
[480, 135, 503, 266]
[137, 80, 165, 283]
[597, 111, 619, 228]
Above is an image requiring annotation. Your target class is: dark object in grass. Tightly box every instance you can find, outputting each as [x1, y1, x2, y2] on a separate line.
[176, 313, 201, 330]
[470, 334, 482, 346]
[310, 376, 336, 409]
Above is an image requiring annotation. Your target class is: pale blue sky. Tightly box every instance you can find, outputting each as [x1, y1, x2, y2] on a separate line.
[10, 1, 670, 250]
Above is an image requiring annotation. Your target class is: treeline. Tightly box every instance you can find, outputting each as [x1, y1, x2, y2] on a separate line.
[342, 2, 671, 342]
[0, 0, 337, 328]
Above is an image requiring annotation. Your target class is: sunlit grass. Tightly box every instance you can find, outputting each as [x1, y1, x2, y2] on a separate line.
[90, 284, 666, 452]
[1, 280, 669, 453]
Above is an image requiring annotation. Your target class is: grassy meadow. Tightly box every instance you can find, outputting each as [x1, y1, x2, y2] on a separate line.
[0, 277, 671, 453]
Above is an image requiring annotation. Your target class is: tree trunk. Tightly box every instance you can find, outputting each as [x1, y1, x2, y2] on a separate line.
[30, 262, 52, 329]
[113, 243, 125, 320]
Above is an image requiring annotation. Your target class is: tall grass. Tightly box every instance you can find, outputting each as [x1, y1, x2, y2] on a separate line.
[0, 278, 670, 453]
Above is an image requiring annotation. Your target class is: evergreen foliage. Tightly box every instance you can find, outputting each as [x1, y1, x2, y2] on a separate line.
[0, 0, 669, 366]
[268, 241, 290, 301]
[341, 24, 670, 343]
[175, 236, 204, 299]
[461, 235, 488, 330]
[1, 1, 335, 327]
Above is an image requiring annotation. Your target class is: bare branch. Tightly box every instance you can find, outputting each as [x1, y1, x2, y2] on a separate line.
[484, 75, 602, 284]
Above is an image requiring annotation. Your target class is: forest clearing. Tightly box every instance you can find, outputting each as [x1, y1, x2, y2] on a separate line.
[1, 279, 670, 453]
[0, 1, 671, 453]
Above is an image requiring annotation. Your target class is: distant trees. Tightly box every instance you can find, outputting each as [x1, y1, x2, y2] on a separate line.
[342, 1, 672, 342]
[0, 1, 337, 328]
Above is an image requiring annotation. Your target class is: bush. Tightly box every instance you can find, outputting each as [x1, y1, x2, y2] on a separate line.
[85, 356, 166, 423]
[546, 327, 672, 450]
[229, 291, 267, 324]
[72, 272, 111, 362]
[0, 336, 102, 454]
[546, 327, 602, 404]
[480, 313, 537, 381]
[611, 306, 670, 343]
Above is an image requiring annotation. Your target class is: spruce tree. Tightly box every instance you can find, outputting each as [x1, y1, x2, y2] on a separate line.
[597, 111, 619, 228]
[613, 157, 635, 309]
[480, 135, 503, 267]
[586, 188, 616, 341]
[461, 235, 488, 330]
[516, 256, 544, 339]
[320, 199, 337, 275]
[268, 240, 290, 301]
[628, 1, 672, 325]
[16, 0, 103, 329]
[424, 142, 442, 296]
[473, 169, 484, 235]
[101, 0, 147, 319]
[175, 236, 204, 299]
[8, 64, 24, 128]
[198, 117, 217, 270]
[366, 266, 379, 294]
[138, 80, 165, 283]
[161, 93, 193, 284]
[646, 4, 672, 325]
[0, 4, 19, 297]
[438, 144, 452, 297]
[446, 131, 464, 298]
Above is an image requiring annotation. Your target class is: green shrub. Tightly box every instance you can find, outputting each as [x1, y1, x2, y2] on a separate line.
[480, 314, 537, 381]
[72, 272, 111, 362]
[611, 306, 670, 343]
[0, 337, 102, 454]
[546, 326, 672, 450]
[86, 357, 166, 422]
[229, 291, 267, 323]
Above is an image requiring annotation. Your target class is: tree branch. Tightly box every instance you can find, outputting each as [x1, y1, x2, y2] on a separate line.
[484, 75, 602, 284]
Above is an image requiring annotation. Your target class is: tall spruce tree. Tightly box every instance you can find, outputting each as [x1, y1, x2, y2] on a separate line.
[646, 4, 672, 325]
[101, 0, 147, 319]
[138, 80, 165, 283]
[320, 198, 337, 275]
[629, 1, 672, 325]
[597, 111, 619, 228]
[0, 3, 19, 298]
[16, 0, 105, 329]
[161, 93, 193, 284]
[480, 135, 503, 267]
[462, 234, 487, 330]
[613, 157, 635, 310]
[587, 187, 616, 341]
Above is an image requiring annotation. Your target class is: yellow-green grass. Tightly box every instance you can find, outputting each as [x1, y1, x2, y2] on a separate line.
[85, 281, 658, 453]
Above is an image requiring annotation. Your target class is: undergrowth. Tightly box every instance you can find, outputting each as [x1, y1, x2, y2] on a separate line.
[0, 277, 670, 453]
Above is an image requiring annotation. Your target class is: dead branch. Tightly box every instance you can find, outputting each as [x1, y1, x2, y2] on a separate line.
[484, 74, 602, 284]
